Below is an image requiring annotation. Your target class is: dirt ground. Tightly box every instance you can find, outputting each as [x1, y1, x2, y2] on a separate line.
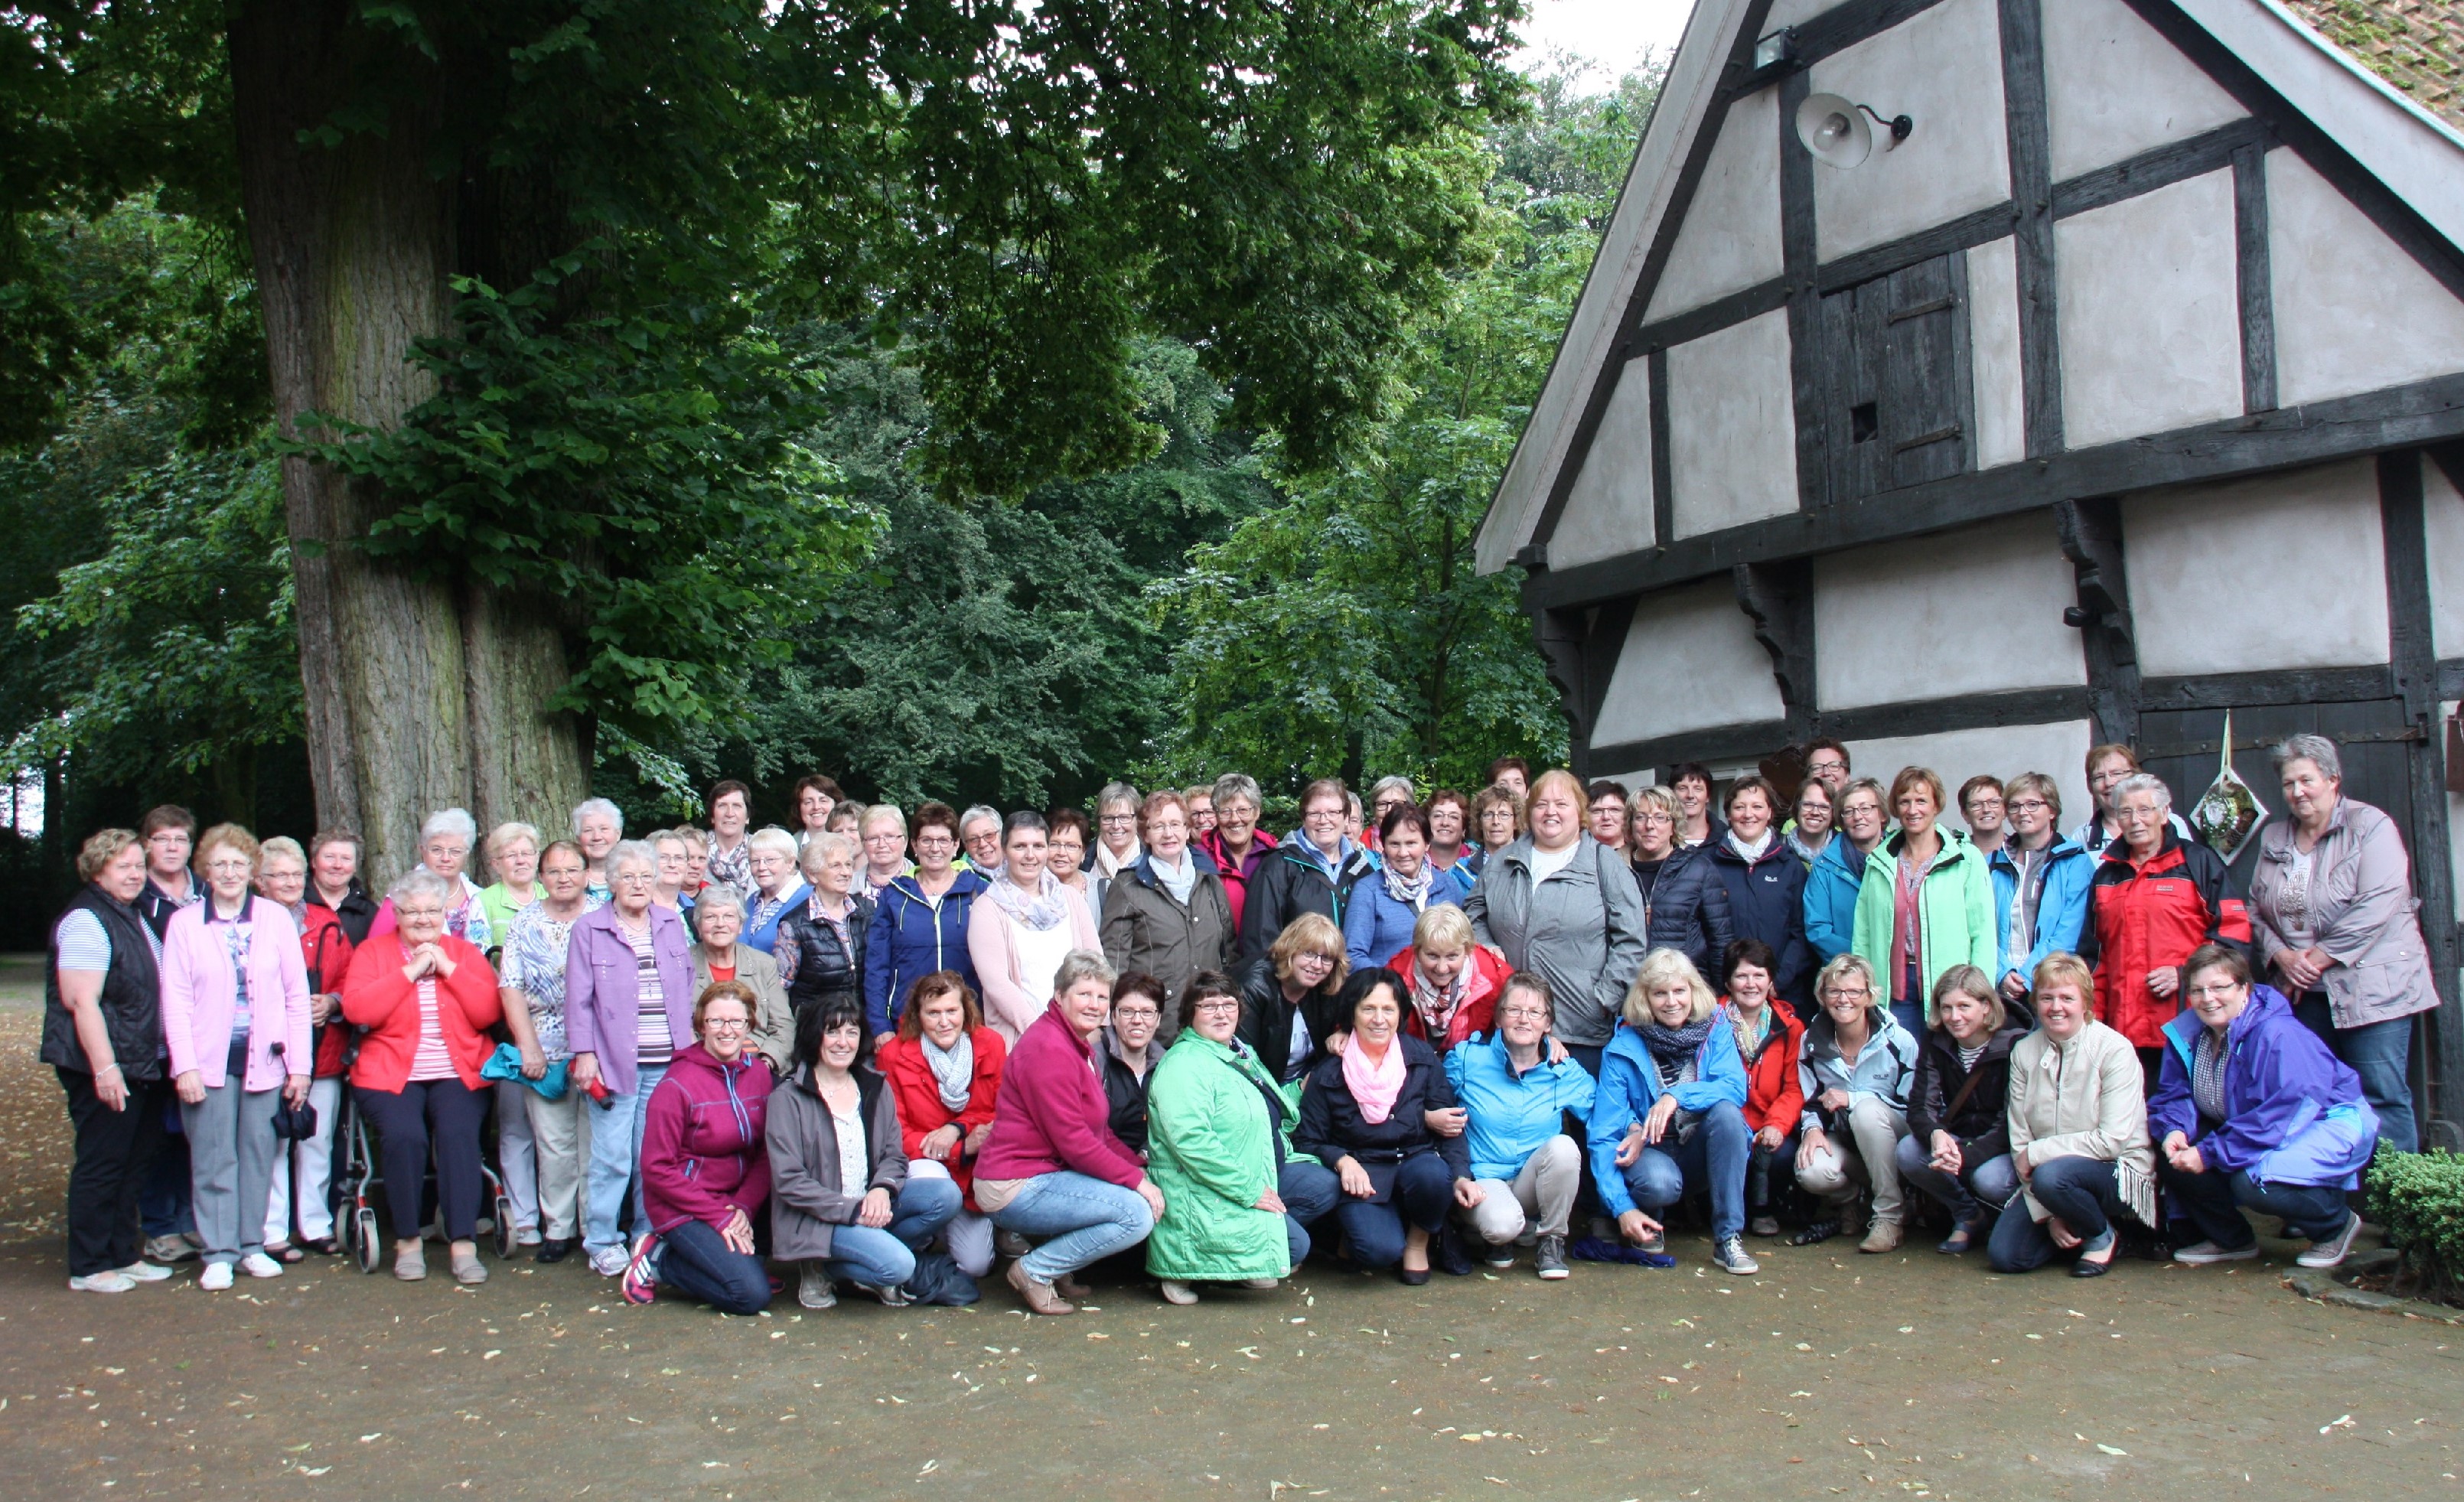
[2, 957, 2459, 1500]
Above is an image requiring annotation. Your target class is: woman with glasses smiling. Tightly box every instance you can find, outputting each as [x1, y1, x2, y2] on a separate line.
[740, 827, 809, 956]
[1987, 773, 2091, 1004]
[1146, 972, 1305, 1303]
[1235, 912, 1351, 1087]
[866, 802, 992, 1045]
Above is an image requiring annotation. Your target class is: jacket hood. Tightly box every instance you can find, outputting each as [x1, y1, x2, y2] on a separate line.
[1987, 836, 2088, 874]
[887, 868, 992, 904]
[1923, 992, 2035, 1061]
[1706, 833, 1790, 868]
[1872, 826, 1981, 874]
[1801, 1005, 1912, 1064]
[1131, 847, 1222, 887]
[2160, 982, 2294, 1058]
[667, 1040, 762, 1083]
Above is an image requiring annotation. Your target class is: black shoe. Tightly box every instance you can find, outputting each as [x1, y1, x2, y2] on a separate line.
[1789, 1218, 1842, 1247]
[535, 1237, 574, 1265]
[1398, 1265, 1431, 1287]
[1437, 1226, 1477, 1277]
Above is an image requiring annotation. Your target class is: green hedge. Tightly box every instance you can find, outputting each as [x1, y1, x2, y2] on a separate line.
[2363, 1145, 2464, 1302]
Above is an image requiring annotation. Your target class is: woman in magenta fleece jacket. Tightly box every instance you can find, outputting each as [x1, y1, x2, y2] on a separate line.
[973, 950, 1163, 1315]
[624, 981, 774, 1314]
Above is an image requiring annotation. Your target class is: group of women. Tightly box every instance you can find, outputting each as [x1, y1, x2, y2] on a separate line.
[41, 735, 2433, 1312]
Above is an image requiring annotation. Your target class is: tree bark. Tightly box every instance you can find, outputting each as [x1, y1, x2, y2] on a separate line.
[228, 0, 588, 879]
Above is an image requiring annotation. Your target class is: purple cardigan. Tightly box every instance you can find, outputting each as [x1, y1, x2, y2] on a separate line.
[563, 901, 695, 1096]
[158, 896, 313, 1090]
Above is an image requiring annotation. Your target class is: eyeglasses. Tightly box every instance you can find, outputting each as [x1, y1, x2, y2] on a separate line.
[1498, 1005, 1549, 1022]
[1100, 814, 1137, 827]
[1113, 1006, 1162, 1022]
[1292, 953, 1335, 968]
[914, 835, 957, 849]
[1807, 759, 1846, 774]
[703, 1017, 750, 1033]
[1827, 986, 1872, 1001]
[1192, 999, 1240, 1015]
[2186, 983, 2241, 1000]
[2007, 798, 2049, 813]
[614, 872, 656, 885]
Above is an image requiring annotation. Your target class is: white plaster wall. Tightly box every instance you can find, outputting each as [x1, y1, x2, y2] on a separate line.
[1966, 236, 2026, 468]
[2269, 149, 2464, 408]
[1549, 356, 1656, 569]
[1810, 0, 2011, 262]
[1666, 309, 1801, 538]
[2427, 455, 2464, 660]
[1646, 89, 1785, 322]
[1767, 0, 1852, 25]
[1592, 580, 1788, 748]
[2124, 458, 2391, 676]
[2055, 167, 2243, 449]
[1846, 720, 2097, 842]
[2042, 0, 2247, 181]
[1812, 514, 2088, 709]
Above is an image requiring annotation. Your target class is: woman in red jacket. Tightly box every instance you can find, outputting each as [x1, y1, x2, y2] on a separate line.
[340, 868, 502, 1284]
[1720, 938, 1805, 1239]
[2077, 774, 2249, 1089]
[876, 970, 1007, 1279]
[1383, 905, 1511, 1054]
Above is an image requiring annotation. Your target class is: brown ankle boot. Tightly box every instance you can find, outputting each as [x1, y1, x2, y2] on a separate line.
[1008, 1259, 1076, 1316]
[1054, 1271, 1092, 1299]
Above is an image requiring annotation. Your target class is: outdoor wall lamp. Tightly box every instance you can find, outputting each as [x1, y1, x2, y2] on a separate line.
[1795, 93, 1915, 170]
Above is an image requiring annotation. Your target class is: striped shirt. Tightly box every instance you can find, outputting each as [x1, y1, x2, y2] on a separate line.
[409, 977, 456, 1082]
[624, 920, 672, 1067]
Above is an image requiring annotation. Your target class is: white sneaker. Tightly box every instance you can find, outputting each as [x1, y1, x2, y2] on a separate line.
[798, 1264, 837, 1310]
[116, 1261, 174, 1283]
[2296, 1214, 2365, 1269]
[1240, 1277, 1281, 1290]
[1159, 1279, 1199, 1305]
[198, 1261, 235, 1291]
[2172, 1240, 2260, 1266]
[239, 1251, 284, 1279]
[589, 1244, 631, 1278]
[70, 1271, 135, 1294]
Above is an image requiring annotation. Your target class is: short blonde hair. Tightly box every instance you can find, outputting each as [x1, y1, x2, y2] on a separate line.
[2032, 951, 2096, 1012]
[77, 829, 141, 883]
[1623, 947, 1715, 1027]
[1269, 912, 1349, 991]
[1412, 904, 1475, 954]
[486, 821, 541, 861]
[1817, 952, 1880, 1008]
[1529, 767, 1586, 812]
[1629, 784, 1678, 820]
[859, 803, 907, 837]
[258, 836, 308, 871]
[193, 823, 261, 877]
[800, 830, 859, 872]
[747, 826, 799, 861]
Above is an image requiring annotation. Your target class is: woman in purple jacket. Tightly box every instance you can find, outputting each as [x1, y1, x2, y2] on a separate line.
[566, 840, 696, 1278]
[621, 981, 774, 1312]
[2152, 944, 2378, 1272]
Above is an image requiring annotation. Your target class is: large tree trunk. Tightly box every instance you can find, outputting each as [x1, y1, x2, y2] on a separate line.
[228, 0, 588, 879]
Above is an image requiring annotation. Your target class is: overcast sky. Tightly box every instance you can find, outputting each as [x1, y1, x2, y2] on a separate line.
[1511, 0, 1697, 77]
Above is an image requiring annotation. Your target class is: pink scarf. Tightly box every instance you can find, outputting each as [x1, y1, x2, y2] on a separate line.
[1342, 1037, 1408, 1125]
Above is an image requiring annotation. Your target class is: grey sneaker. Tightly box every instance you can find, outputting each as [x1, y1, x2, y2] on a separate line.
[1482, 1245, 1517, 1269]
[798, 1263, 837, 1309]
[1748, 1214, 1781, 1238]
[2296, 1213, 2364, 1269]
[1714, 1234, 1760, 1275]
[2173, 1240, 2260, 1266]
[1534, 1234, 1569, 1281]
[588, 1243, 630, 1278]
[858, 1282, 914, 1308]
[1632, 1226, 1665, 1255]
[144, 1234, 198, 1265]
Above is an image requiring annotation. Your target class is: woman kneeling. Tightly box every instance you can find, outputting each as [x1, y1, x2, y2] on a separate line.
[769, 999, 966, 1308]
[1990, 953, 2155, 1276]
[1146, 973, 1300, 1304]
[1592, 950, 1755, 1275]
[622, 982, 774, 1312]
[1895, 965, 2030, 1254]
[2153, 944, 2376, 1270]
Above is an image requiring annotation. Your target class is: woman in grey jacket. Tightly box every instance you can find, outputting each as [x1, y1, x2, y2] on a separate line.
[1465, 770, 1648, 1076]
[2247, 735, 2437, 1152]
[767, 999, 964, 1309]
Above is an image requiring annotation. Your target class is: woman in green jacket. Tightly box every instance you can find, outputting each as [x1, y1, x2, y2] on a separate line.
[1850, 767, 1997, 1036]
[1144, 971, 1296, 1305]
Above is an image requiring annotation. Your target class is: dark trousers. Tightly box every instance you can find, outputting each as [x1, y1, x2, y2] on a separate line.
[1335, 1153, 1453, 1269]
[657, 1217, 771, 1315]
[357, 1079, 487, 1242]
[139, 1100, 191, 1239]
[59, 1069, 169, 1277]
[1988, 1156, 2130, 1272]
[1748, 1129, 1801, 1214]
[1279, 1158, 1341, 1264]
[2293, 995, 2420, 1154]
[2158, 1158, 2352, 1248]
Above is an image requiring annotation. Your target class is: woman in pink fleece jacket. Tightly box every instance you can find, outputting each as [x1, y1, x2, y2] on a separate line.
[624, 981, 774, 1314]
[158, 825, 312, 1289]
[973, 950, 1162, 1315]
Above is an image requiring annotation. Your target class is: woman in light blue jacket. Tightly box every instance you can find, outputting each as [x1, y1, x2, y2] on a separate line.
[1587, 949, 1756, 1276]
[1804, 778, 1888, 963]
[1791, 952, 1920, 1253]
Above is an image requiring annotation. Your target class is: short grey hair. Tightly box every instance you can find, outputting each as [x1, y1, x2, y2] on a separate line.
[259, 836, 307, 869]
[1097, 780, 1141, 816]
[860, 803, 906, 836]
[694, 883, 746, 922]
[1053, 949, 1117, 997]
[389, 865, 455, 907]
[486, 821, 541, 859]
[1370, 774, 1416, 806]
[607, 839, 660, 877]
[421, 807, 477, 845]
[571, 797, 624, 836]
[1211, 772, 1261, 812]
[2272, 733, 2342, 783]
[748, 825, 799, 861]
[800, 830, 858, 871]
[959, 803, 1002, 837]
[2108, 771, 2172, 813]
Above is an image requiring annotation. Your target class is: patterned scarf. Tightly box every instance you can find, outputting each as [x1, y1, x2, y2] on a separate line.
[1380, 858, 1434, 911]
[1410, 960, 1472, 1043]
[1635, 1015, 1715, 1086]
[923, 1031, 976, 1112]
[982, 867, 1070, 933]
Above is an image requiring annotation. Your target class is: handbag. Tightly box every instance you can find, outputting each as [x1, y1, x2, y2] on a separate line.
[481, 1041, 571, 1100]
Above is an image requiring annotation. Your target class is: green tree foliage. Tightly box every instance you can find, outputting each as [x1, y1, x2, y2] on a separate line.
[1144, 63, 1657, 796]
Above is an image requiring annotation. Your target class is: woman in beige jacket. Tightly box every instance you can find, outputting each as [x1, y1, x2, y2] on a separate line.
[1989, 952, 2153, 1278]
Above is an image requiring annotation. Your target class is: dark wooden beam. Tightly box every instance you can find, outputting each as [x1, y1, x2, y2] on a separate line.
[2050, 116, 2270, 220]
[1814, 686, 2094, 743]
[1778, 67, 1828, 513]
[2379, 448, 2464, 1129]
[2439, 657, 2464, 702]
[1811, 201, 2021, 295]
[1999, 0, 2062, 458]
[1648, 347, 1675, 549]
[1784, 0, 1954, 71]
[1589, 720, 1796, 777]
[2234, 139, 2277, 415]
[1533, 607, 1592, 770]
[1636, 276, 1791, 357]
[1523, 370, 2464, 611]
[1732, 559, 1816, 740]
[2137, 665, 2397, 710]
[2054, 497, 2142, 744]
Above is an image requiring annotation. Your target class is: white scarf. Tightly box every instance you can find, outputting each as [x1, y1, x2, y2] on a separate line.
[923, 1032, 975, 1112]
[1727, 828, 1775, 863]
[1149, 850, 1197, 906]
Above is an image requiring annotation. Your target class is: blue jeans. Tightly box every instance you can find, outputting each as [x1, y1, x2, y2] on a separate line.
[584, 1062, 667, 1256]
[1988, 1156, 2129, 1272]
[1279, 1158, 1341, 1266]
[1889, 1000, 1925, 1038]
[1335, 1152, 1454, 1269]
[820, 1178, 963, 1288]
[2158, 1158, 2352, 1248]
[654, 1217, 770, 1315]
[2294, 995, 2418, 1153]
[989, 1171, 1155, 1283]
[1618, 1100, 1750, 1240]
[1893, 1135, 2019, 1228]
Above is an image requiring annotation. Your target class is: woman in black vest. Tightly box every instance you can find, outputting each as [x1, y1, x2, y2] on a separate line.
[44, 829, 178, 1294]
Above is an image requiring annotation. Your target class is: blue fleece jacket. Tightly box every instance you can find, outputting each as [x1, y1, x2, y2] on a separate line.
[1803, 836, 1866, 963]
[1586, 1023, 1748, 1217]
[1987, 837, 2094, 990]
[1444, 1030, 1598, 1182]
